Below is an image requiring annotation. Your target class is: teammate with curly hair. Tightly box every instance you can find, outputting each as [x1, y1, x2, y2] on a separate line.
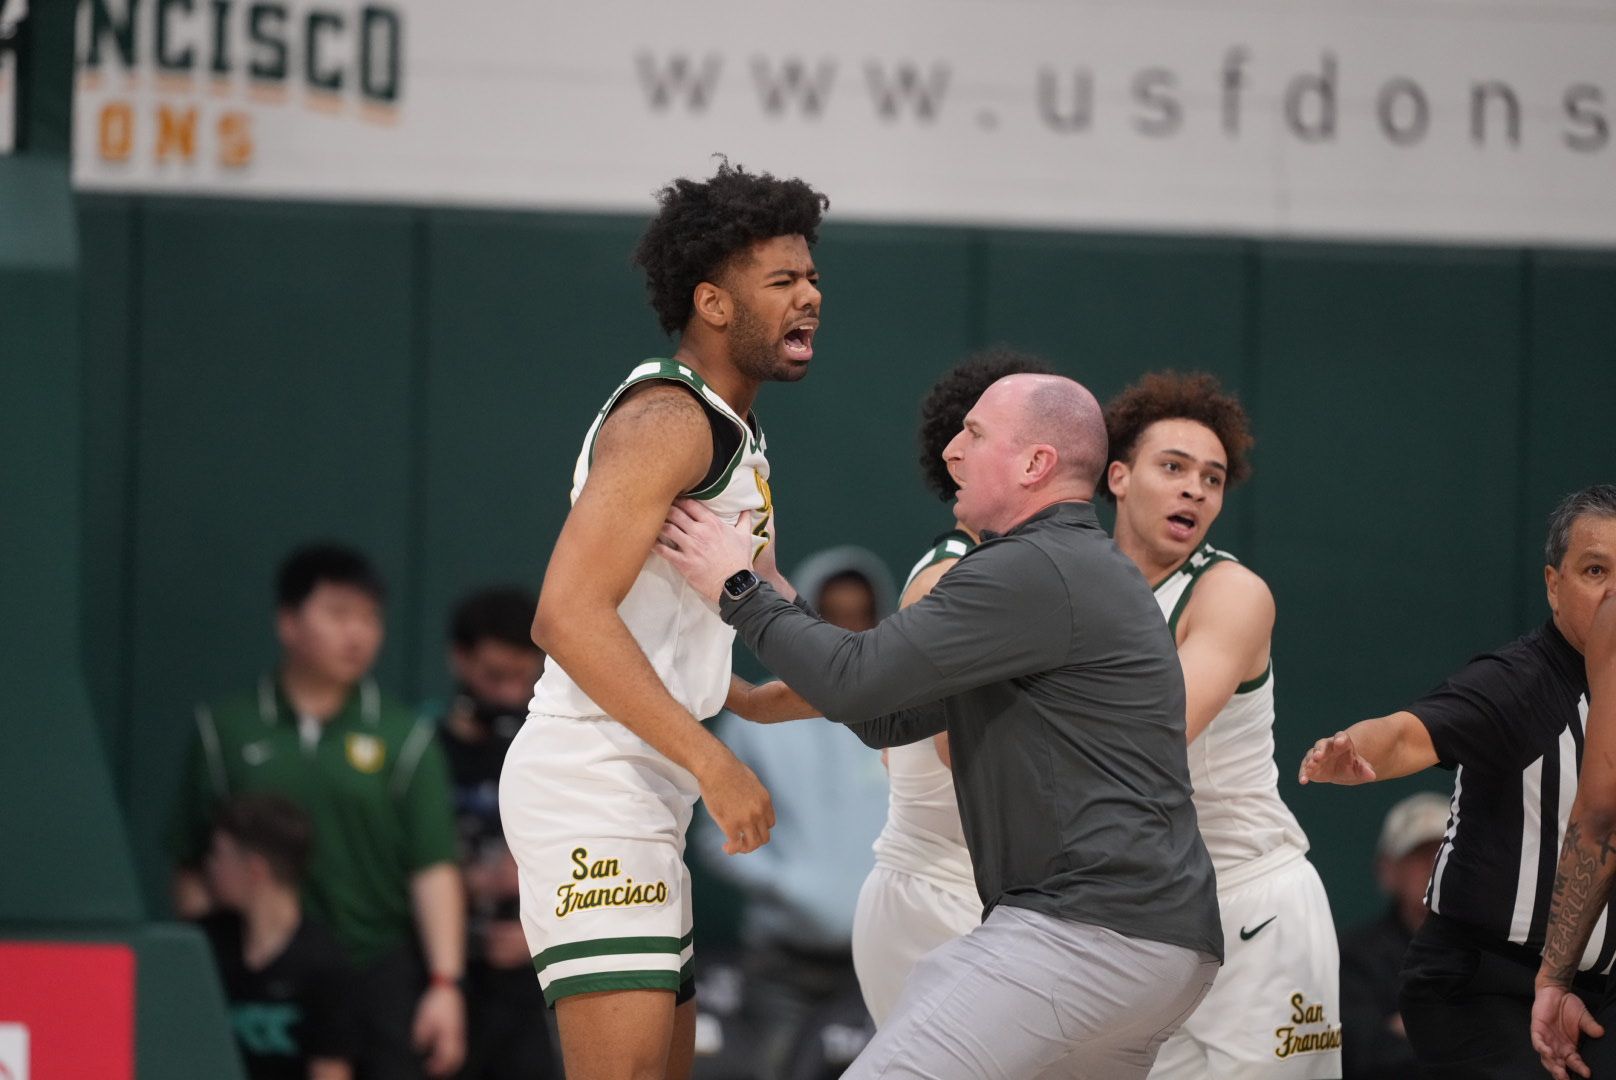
[1105, 371, 1342, 1079]
[498, 159, 828, 1080]
[847, 346, 1053, 1025]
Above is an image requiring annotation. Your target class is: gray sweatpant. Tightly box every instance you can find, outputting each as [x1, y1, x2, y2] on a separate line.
[844, 905, 1219, 1080]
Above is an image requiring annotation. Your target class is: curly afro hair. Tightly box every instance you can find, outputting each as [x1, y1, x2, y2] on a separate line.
[1103, 371, 1254, 501]
[632, 158, 829, 337]
[917, 346, 1056, 502]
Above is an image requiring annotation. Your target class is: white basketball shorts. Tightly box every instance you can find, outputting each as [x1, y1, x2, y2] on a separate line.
[498, 712, 698, 1007]
[1150, 848, 1342, 1079]
[851, 863, 981, 1026]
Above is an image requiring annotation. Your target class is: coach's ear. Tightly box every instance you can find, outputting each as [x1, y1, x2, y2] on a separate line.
[692, 281, 731, 330]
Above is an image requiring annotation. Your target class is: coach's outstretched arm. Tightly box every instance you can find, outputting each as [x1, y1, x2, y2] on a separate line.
[1297, 709, 1439, 785]
[533, 385, 774, 856]
[1532, 594, 1616, 1080]
[658, 498, 1068, 738]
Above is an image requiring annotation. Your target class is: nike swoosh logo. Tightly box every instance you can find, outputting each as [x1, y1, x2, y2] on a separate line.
[1239, 916, 1277, 941]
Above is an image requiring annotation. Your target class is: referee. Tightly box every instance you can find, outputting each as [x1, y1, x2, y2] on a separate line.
[659, 374, 1223, 1078]
[1300, 484, 1616, 1078]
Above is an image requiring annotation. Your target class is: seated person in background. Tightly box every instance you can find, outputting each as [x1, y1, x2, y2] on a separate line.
[201, 793, 360, 1080]
[1340, 792, 1450, 1080]
[170, 542, 465, 1080]
[432, 586, 557, 1080]
[697, 545, 895, 1080]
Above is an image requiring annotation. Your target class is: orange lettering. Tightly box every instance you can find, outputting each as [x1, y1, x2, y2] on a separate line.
[99, 102, 134, 161]
[218, 111, 253, 168]
[156, 105, 198, 162]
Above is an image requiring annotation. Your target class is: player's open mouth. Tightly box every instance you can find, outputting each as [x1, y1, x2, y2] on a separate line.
[782, 322, 816, 360]
[1166, 513, 1197, 540]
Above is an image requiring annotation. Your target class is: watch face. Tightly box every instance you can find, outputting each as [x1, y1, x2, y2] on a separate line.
[724, 569, 759, 598]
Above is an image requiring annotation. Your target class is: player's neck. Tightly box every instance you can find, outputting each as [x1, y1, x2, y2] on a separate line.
[240, 887, 301, 972]
[279, 664, 353, 723]
[672, 341, 758, 417]
[1113, 516, 1178, 584]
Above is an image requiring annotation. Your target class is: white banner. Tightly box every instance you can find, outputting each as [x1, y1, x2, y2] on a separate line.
[72, 0, 1616, 246]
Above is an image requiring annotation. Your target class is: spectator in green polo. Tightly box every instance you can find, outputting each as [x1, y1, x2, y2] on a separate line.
[170, 543, 466, 1080]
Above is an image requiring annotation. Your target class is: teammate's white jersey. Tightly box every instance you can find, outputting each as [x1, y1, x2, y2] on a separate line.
[1154, 543, 1310, 888]
[869, 530, 977, 897]
[528, 359, 771, 723]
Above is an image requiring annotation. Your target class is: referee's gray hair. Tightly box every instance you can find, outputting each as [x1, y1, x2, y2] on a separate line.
[1545, 484, 1616, 568]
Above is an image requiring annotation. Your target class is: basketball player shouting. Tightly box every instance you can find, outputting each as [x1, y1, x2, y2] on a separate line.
[499, 161, 828, 1080]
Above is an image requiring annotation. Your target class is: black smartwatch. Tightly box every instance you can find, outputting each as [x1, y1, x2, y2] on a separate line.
[721, 568, 761, 603]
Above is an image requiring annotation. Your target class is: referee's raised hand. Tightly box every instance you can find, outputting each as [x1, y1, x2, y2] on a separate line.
[1297, 731, 1377, 785]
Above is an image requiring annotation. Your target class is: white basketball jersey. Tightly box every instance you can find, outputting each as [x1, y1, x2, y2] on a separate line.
[870, 531, 978, 898]
[1154, 543, 1310, 888]
[529, 359, 772, 723]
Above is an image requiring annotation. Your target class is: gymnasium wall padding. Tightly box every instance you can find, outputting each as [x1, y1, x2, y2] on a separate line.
[3, 4, 247, 1075]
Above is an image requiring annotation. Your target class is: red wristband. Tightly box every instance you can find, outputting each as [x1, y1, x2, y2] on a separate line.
[428, 973, 462, 990]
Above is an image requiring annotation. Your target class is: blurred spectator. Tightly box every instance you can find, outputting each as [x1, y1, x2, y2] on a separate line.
[695, 546, 895, 1080]
[201, 793, 360, 1080]
[169, 543, 466, 1080]
[1340, 792, 1450, 1080]
[430, 586, 557, 1079]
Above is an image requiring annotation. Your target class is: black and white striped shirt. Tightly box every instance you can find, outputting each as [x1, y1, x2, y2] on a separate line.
[1411, 619, 1612, 974]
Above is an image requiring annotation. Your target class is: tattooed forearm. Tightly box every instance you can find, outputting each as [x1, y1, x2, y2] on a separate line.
[1540, 817, 1616, 987]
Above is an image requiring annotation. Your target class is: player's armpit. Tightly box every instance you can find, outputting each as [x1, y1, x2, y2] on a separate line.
[532, 384, 730, 777]
[1174, 562, 1273, 744]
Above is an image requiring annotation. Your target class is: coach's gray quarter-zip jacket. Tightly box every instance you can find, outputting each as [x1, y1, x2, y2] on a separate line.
[719, 500, 1224, 962]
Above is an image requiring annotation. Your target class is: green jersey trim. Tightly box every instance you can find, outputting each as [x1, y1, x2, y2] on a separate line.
[542, 970, 684, 1006]
[1160, 544, 1237, 637]
[533, 932, 692, 973]
[1235, 663, 1273, 695]
[1158, 544, 1270, 696]
[903, 529, 976, 594]
[585, 359, 758, 503]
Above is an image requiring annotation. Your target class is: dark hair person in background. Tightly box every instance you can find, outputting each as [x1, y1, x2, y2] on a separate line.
[1301, 485, 1616, 1079]
[170, 543, 465, 1080]
[432, 587, 555, 1079]
[201, 793, 360, 1080]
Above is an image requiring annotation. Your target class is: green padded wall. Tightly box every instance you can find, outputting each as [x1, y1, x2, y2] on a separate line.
[413, 210, 666, 686]
[0, 159, 143, 926]
[1251, 245, 1531, 894]
[3, 3, 247, 1075]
